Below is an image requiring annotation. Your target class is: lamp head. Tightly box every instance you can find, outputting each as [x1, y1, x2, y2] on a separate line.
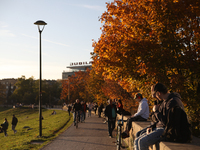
[34, 20, 47, 32]
[34, 20, 47, 25]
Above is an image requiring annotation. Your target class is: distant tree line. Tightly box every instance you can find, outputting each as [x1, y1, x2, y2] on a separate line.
[6, 76, 62, 106]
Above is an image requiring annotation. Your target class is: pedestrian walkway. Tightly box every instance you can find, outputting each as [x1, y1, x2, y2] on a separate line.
[41, 113, 117, 150]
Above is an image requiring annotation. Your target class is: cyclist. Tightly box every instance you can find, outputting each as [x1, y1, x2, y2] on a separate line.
[73, 99, 82, 126]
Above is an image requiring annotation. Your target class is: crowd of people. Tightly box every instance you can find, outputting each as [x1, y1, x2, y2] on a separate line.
[67, 99, 105, 126]
[65, 82, 191, 150]
[1, 82, 191, 150]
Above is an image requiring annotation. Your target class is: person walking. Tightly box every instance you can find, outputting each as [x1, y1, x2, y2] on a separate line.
[98, 103, 104, 118]
[122, 93, 149, 138]
[1, 118, 9, 137]
[105, 99, 117, 138]
[11, 115, 18, 134]
[87, 102, 93, 117]
[68, 104, 72, 116]
[82, 101, 87, 122]
[94, 103, 98, 115]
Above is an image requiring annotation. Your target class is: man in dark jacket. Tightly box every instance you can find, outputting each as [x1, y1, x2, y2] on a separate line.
[134, 83, 185, 150]
[12, 114, 18, 134]
[73, 99, 82, 125]
[68, 105, 72, 116]
[105, 99, 117, 138]
[98, 103, 104, 118]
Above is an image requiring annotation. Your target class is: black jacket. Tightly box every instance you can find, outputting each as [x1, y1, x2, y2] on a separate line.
[12, 117, 18, 126]
[73, 102, 82, 111]
[152, 92, 184, 128]
[105, 104, 117, 120]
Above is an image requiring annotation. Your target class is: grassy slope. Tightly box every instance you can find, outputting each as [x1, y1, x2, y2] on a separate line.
[0, 107, 73, 150]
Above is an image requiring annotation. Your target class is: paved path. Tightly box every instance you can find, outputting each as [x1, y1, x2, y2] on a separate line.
[41, 113, 117, 150]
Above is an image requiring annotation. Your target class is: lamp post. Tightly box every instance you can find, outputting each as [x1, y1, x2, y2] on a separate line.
[34, 20, 47, 137]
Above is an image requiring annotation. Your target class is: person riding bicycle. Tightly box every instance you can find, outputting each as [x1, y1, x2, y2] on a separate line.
[73, 99, 82, 126]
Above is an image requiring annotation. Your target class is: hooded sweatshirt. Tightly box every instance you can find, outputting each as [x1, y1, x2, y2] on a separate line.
[153, 92, 184, 128]
[134, 98, 149, 119]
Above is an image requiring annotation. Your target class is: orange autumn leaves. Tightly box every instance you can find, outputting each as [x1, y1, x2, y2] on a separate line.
[92, 0, 200, 91]
[61, 0, 200, 122]
[91, 0, 200, 120]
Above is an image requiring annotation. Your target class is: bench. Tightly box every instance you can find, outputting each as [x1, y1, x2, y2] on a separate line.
[116, 114, 200, 150]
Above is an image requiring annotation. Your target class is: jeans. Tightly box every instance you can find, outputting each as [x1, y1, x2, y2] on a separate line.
[81, 112, 84, 122]
[136, 126, 151, 138]
[12, 125, 17, 133]
[134, 127, 164, 150]
[108, 119, 116, 136]
[3, 129, 7, 136]
[88, 109, 91, 117]
[73, 111, 80, 123]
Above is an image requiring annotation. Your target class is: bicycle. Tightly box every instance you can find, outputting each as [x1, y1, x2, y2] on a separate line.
[116, 118, 127, 150]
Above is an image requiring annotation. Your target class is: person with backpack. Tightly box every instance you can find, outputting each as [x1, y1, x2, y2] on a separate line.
[134, 83, 191, 150]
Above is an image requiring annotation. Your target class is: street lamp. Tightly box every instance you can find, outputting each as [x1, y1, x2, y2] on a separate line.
[34, 20, 47, 137]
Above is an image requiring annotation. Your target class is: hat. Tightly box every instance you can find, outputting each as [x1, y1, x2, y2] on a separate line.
[134, 93, 142, 99]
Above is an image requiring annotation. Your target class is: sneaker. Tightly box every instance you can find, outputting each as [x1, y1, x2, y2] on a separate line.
[109, 135, 112, 138]
[14, 130, 17, 134]
[122, 132, 129, 139]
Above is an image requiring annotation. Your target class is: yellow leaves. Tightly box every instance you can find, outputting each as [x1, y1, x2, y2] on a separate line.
[173, 0, 179, 3]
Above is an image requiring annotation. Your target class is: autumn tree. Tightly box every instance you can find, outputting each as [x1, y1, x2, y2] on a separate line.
[91, 0, 200, 134]
[61, 70, 94, 104]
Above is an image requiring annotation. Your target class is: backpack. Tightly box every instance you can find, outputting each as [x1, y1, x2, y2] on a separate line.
[162, 106, 192, 143]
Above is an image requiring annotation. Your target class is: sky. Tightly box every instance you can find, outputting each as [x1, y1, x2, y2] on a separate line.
[0, 0, 109, 80]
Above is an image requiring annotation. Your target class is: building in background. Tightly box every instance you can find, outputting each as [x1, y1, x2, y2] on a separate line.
[62, 61, 92, 80]
[0, 78, 17, 104]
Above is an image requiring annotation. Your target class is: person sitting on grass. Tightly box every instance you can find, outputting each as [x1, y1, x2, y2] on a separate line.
[122, 93, 149, 138]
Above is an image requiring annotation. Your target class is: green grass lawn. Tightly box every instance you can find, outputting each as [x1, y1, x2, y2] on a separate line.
[0, 107, 73, 150]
